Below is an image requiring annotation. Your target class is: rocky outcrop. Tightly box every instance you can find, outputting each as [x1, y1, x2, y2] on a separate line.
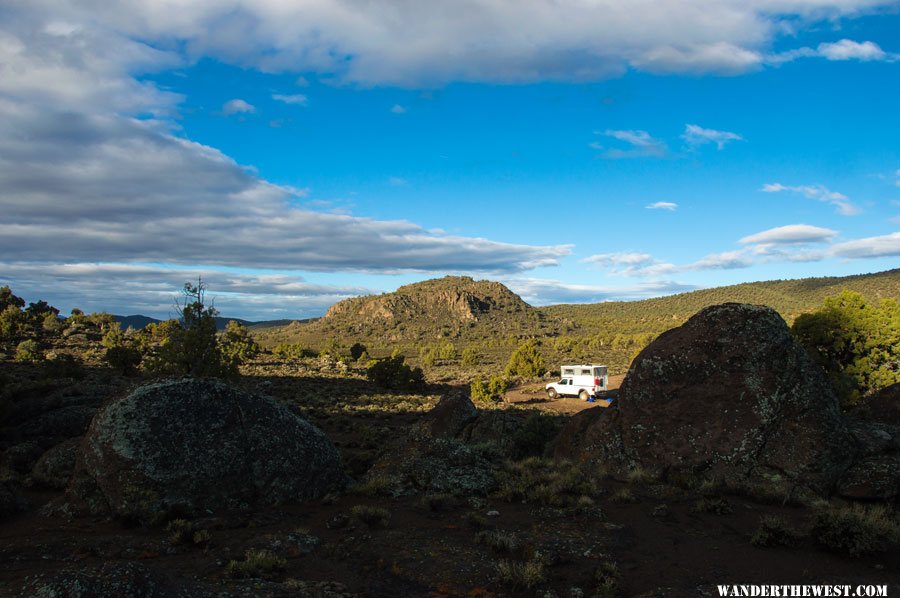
[555, 303, 857, 498]
[25, 562, 182, 598]
[837, 420, 900, 500]
[31, 437, 80, 490]
[67, 379, 346, 523]
[861, 383, 900, 426]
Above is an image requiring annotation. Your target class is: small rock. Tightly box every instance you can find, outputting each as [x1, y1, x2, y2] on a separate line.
[486, 510, 499, 517]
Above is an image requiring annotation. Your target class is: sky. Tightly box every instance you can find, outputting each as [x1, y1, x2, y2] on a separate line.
[1, 1, 899, 321]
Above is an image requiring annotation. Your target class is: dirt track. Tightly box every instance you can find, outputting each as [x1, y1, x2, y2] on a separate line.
[502, 374, 624, 415]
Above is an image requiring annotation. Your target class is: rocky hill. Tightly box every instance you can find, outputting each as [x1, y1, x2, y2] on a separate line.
[263, 276, 562, 346]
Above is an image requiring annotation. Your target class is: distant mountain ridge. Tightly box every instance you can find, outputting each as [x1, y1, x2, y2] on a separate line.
[113, 315, 296, 332]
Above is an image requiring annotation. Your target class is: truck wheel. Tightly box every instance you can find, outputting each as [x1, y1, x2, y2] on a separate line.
[579, 390, 589, 401]
[547, 388, 558, 400]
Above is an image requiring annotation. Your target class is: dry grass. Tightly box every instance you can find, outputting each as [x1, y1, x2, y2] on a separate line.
[494, 559, 545, 589]
[811, 504, 899, 556]
[350, 505, 391, 528]
[226, 549, 286, 579]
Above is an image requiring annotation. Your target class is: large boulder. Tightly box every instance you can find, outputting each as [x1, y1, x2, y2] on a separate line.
[67, 379, 345, 523]
[837, 420, 900, 501]
[556, 303, 856, 497]
[31, 437, 80, 490]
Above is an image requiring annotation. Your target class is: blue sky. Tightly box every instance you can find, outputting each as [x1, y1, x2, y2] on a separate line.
[1, 1, 898, 320]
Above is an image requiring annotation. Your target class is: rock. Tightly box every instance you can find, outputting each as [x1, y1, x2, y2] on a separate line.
[861, 383, 900, 425]
[67, 378, 346, 523]
[24, 562, 182, 597]
[1, 479, 26, 520]
[555, 303, 856, 498]
[0, 441, 44, 480]
[366, 392, 496, 496]
[17, 404, 96, 442]
[420, 391, 477, 439]
[31, 437, 80, 490]
[837, 420, 900, 500]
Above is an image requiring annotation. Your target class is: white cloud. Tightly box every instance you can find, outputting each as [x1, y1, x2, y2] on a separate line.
[739, 224, 839, 245]
[0, 102, 571, 274]
[600, 130, 667, 159]
[504, 278, 699, 305]
[817, 39, 889, 61]
[832, 232, 900, 258]
[682, 124, 744, 150]
[582, 253, 656, 267]
[646, 201, 678, 211]
[631, 42, 763, 75]
[761, 183, 860, 216]
[272, 93, 308, 105]
[769, 39, 896, 64]
[390, 104, 407, 114]
[222, 98, 255, 115]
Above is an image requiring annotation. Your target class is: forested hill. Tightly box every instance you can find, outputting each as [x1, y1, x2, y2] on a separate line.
[541, 268, 900, 336]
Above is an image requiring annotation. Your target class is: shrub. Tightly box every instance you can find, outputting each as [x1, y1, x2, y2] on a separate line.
[420, 346, 438, 368]
[42, 312, 63, 334]
[144, 280, 232, 378]
[43, 354, 85, 379]
[437, 341, 456, 361]
[811, 504, 899, 556]
[226, 549, 286, 579]
[106, 346, 142, 375]
[505, 340, 546, 378]
[470, 375, 508, 405]
[594, 561, 621, 598]
[350, 505, 390, 527]
[0, 305, 27, 341]
[349, 342, 367, 361]
[792, 291, 900, 407]
[219, 320, 260, 369]
[751, 515, 800, 548]
[692, 497, 733, 515]
[0, 286, 25, 312]
[475, 530, 519, 554]
[494, 559, 545, 589]
[497, 457, 598, 507]
[461, 347, 479, 367]
[14, 340, 42, 362]
[509, 413, 563, 459]
[272, 343, 316, 360]
[366, 355, 423, 389]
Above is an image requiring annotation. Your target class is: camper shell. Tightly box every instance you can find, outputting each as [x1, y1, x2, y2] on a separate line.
[545, 364, 608, 401]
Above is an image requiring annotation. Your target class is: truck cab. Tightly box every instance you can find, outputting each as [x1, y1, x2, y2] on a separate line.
[545, 364, 608, 401]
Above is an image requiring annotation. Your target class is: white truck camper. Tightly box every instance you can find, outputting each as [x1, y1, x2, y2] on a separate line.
[545, 364, 608, 401]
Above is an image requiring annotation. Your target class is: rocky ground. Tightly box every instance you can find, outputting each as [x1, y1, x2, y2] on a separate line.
[1, 304, 898, 597]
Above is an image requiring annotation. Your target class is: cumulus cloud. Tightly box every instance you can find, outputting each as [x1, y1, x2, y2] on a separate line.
[272, 93, 308, 105]
[222, 98, 255, 115]
[0, 262, 373, 320]
[390, 104, 407, 114]
[585, 250, 751, 277]
[582, 253, 656, 267]
[682, 124, 744, 150]
[600, 130, 668, 159]
[761, 183, 860, 215]
[0, 102, 571, 274]
[770, 39, 896, 64]
[646, 201, 678, 211]
[504, 278, 699, 305]
[739, 224, 839, 245]
[832, 232, 900, 258]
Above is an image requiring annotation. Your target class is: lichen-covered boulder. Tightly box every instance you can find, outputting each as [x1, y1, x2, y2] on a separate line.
[25, 562, 183, 598]
[862, 383, 900, 426]
[555, 303, 856, 497]
[31, 437, 80, 490]
[67, 379, 345, 523]
[837, 420, 900, 500]
[366, 391, 496, 496]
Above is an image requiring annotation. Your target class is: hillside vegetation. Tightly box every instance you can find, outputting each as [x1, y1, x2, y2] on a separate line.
[255, 269, 900, 377]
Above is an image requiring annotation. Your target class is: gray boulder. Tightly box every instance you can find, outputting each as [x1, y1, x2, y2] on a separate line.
[67, 378, 345, 523]
[31, 437, 80, 490]
[555, 303, 856, 498]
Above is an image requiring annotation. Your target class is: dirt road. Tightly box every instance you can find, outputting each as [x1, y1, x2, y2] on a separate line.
[503, 374, 624, 415]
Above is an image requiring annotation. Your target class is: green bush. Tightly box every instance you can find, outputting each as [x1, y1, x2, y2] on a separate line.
[505, 340, 546, 378]
[461, 347, 479, 367]
[226, 549, 286, 579]
[43, 354, 85, 379]
[14, 339, 42, 362]
[219, 320, 260, 370]
[470, 375, 508, 405]
[0, 286, 25, 312]
[792, 290, 900, 407]
[106, 346, 142, 375]
[272, 343, 316, 360]
[366, 355, 424, 389]
[420, 346, 438, 368]
[0, 305, 27, 341]
[750, 515, 800, 547]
